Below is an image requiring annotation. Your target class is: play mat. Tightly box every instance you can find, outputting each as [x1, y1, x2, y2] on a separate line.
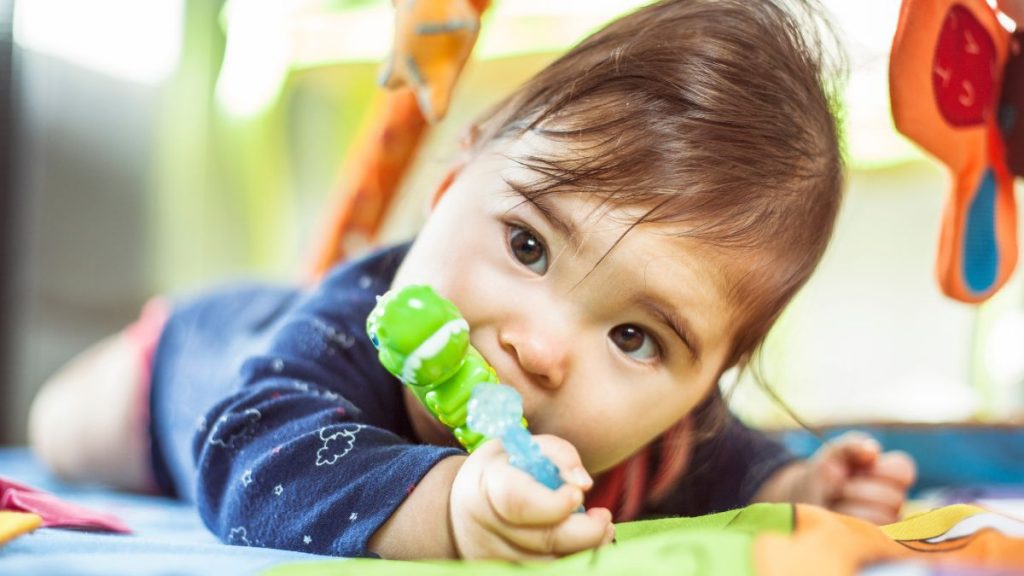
[2, 425, 1024, 575]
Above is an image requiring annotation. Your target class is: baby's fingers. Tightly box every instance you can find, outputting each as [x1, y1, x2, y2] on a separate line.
[832, 500, 900, 526]
[530, 435, 593, 490]
[484, 462, 584, 526]
[500, 507, 614, 557]
[840, 476, 906, 513]
[817, 432, 880, 470]
[871, 451, 917, 489]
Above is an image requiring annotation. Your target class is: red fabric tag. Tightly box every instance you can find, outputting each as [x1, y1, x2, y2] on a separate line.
[0, 475, 132, 534]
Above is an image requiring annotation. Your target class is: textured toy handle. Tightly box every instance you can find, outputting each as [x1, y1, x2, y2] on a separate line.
[468, 383, 583, 511]
[466, 383, 565, 490]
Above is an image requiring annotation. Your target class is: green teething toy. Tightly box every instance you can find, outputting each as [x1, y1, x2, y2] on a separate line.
[367, 284, 516, 452]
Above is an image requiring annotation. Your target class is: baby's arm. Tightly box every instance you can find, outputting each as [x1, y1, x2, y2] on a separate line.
[187, 280, 469, 557]
[647, 407, 915, 524]
[367, 455, 464, 558]
[371, 435, 612, 561]
[192, 367, 464, 557]
[753, 432, 917, 525]
[189, 284, 609, 559]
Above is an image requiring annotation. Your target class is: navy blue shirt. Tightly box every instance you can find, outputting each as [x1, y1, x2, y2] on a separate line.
[148, 242, 794, 558]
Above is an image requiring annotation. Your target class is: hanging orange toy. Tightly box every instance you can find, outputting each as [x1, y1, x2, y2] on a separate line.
[890, 0, 1023, 303]
[308, 0, 489, 279]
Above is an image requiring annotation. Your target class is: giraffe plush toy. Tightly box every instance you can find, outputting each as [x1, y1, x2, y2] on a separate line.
[309, 0, 489, 278]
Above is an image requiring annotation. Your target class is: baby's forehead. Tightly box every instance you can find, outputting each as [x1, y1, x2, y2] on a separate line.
[607, 221, 736, 296]
[566, 208, 739, 308]
[476, 135, 750, 307]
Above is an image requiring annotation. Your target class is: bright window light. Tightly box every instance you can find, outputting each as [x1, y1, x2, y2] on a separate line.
[215, 0, 295, 118]
[14, 0, 183, 85]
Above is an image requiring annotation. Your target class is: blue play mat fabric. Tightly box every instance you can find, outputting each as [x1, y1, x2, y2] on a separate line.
[775, 425, 1024, 495]
[0, 447, 326, 575]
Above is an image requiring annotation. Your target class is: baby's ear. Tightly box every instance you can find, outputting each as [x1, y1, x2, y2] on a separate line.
[429, 164, 463, 209]
[430, 124, 476, 209]
[459, 123, 481, 150]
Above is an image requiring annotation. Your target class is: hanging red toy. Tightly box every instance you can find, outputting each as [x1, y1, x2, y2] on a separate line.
[890, 0, 1022, 303]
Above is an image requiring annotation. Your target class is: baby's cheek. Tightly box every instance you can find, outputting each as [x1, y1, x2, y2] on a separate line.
[584, 406, 690, 474]
[571, 427, 639, 475]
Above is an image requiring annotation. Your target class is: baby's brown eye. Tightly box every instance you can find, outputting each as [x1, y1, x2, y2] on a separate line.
[508, 226, 548, 274]
[610, 324, 659, 361]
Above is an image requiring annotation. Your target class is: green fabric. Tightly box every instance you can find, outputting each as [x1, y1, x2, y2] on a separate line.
[615, 503, 793, 542]
[261, 504, 794, 576]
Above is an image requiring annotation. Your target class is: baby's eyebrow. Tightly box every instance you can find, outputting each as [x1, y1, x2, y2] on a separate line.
[637, 296, 703, 365]
[514, 191, 582, 252]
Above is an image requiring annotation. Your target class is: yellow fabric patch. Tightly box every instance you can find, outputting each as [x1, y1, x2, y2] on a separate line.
[880, 503, 987, 541]
[0, 511, 43, 546]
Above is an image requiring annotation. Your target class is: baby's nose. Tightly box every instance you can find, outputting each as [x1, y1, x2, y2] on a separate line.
[498, 322, 569, 390]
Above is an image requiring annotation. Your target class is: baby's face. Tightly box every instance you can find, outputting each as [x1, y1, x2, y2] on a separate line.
[391, 135, 737, 473]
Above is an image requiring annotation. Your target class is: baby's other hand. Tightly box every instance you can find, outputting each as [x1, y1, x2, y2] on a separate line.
[757, 432, 917, 525]
[449, 434, 614, 561]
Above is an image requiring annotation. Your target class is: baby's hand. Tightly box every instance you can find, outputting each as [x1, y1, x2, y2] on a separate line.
[449, 435, 614, 561]
[757, 432, 917, 525]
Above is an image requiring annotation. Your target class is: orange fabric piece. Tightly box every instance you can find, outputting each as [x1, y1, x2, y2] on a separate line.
[756, 504, 1024, 576]
[308, 0, 490, 279]
[890, 0, 1018, 302]
[308, 89, 427, 278]
[380, 0, 484, 123]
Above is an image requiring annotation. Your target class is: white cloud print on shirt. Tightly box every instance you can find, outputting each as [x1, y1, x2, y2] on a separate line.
[315, 424, 365, 466]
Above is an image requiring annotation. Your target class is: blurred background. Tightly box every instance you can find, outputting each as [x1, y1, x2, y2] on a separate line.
[1, 0, 1022, 446]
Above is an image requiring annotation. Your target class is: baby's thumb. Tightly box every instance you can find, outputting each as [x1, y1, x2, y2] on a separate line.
[531, 434, 593, 491]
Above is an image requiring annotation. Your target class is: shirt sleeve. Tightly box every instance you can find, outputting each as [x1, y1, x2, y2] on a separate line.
[191, 272, 463, 558]
[643, 408, 797, 517]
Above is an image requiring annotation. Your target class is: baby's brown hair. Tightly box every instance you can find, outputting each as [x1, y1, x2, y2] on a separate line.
[468, 0, 845, 518]
[472, 0, 844, 372]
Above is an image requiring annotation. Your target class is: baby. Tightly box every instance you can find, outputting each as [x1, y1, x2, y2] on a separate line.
[29, 0, 915, 561]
